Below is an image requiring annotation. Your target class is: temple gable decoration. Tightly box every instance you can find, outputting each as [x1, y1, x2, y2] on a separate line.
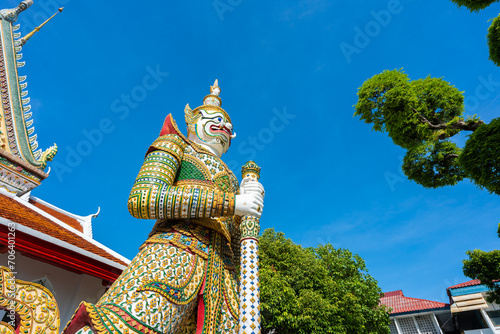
[0, 1, 62, 194]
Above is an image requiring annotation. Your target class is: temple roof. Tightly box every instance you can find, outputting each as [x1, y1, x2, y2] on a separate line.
[0, 3, 129, 283]
[0, 1, 60, 194]
[0, 189, 130, 281]
[380, 290, 449, 315]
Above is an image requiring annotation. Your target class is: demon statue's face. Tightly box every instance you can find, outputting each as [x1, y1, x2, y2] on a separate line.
[192, 106, 234, 157]
[184, 80, 236, 158]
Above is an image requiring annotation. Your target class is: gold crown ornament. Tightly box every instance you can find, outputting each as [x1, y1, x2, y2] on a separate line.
[184, 80, 232, 134]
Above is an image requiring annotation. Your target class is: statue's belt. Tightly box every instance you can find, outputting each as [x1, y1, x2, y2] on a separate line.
[148, 218, 232, 243]
[143, 221, 235, 271]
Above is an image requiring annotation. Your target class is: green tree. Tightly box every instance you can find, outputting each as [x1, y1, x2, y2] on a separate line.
[354, 68, 500, 194]
[450, 0, 500, 65]
[462, 223, 500, 304]
[354, 69, 500, 305]
[259, 229, 390, 334]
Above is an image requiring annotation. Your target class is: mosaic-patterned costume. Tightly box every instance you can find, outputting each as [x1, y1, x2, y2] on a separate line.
[63, 115, 241, 334]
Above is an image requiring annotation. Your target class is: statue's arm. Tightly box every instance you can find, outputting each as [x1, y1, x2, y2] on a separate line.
[127, 135, 235, 220]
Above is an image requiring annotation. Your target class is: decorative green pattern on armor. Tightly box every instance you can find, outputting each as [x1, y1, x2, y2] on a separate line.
[127, 135, 235, 221]
[214, 173, 232, 192]
[149, 134, 187, 162]
[95, 244, 201, 333]
[137, 254, 203, 305]
[177, 160, 207, 181]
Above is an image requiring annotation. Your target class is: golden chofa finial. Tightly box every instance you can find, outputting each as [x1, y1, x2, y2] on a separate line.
[20, 7, 63, 46]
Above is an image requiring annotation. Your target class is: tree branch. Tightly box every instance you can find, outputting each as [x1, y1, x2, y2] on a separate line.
[412, 108, 484, 131]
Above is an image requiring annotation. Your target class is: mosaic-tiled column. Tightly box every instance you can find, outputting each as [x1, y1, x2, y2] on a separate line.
[239, 161, 261, 334]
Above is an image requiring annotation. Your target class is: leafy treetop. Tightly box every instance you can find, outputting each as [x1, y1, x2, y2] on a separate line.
[463, 224, 500, 304]
[354, 69, 500, 195]
[450, 0, 499, 12]
[259, 229, 390, 334]
[449, 0, 500, 66]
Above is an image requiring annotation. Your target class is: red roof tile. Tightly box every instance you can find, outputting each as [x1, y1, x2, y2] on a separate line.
[447, 280, 482, 290]
[383, 290, 404, 298]
[380, 290, 448, 314]
[29, 199, 83, 233]
[0, 194, 127, 267]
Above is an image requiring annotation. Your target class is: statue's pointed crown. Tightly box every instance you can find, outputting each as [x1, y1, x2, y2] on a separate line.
[203, 79, 222, 107]
[185, 80, 232, 130]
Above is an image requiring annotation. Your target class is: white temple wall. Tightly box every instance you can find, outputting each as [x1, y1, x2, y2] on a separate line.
[0, 253, 107, 328]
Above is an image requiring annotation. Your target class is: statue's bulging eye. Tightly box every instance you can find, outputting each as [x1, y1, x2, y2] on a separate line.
[217, 117, 222, 122]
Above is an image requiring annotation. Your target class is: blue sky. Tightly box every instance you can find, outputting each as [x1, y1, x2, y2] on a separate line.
[10, 0, 500, 303]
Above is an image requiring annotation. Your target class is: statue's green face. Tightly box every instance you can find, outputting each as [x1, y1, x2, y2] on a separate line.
[194, 107, 234, 155]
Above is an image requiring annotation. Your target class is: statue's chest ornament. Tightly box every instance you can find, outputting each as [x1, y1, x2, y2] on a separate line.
[182, 147, 238, 193]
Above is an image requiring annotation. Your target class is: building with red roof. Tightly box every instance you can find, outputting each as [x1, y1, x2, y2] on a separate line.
[446, 279, 500, 334]
[380, 281, 500, 334]
[0, 2, 130, 330]
[380, 290, 454, 334]
[381, 290, 449, 315]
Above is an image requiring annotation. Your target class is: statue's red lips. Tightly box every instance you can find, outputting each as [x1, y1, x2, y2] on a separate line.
[210, 124, 231, 136]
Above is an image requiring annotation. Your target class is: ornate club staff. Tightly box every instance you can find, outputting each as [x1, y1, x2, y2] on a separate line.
[239, 161, 262, 334]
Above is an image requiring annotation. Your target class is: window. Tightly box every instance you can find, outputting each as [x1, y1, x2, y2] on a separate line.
[455, 310, 488, 330]
[398, 317, 418, 334]
[389, 319, 398, 334]
[415, 315, 438, 334]
[486, 310, 500, 327]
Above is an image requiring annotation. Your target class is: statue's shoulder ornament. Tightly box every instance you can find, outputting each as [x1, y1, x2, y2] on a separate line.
[146, 113, 189, 162]
[148, 134, 187, 163]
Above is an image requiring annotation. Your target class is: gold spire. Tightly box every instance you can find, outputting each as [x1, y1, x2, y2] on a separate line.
[210, 79, 220, 96]
[20, 7, 63, 46]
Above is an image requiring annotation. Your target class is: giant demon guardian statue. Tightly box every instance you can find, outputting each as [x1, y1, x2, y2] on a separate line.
[63, 81, 265, 334]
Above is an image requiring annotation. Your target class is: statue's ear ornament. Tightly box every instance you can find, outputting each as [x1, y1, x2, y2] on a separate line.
[184, 103, 197, 133]
[184, 103, 194, 121]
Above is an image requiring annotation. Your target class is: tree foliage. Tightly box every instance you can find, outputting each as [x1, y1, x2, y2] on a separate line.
[460, 117, 500, 194]
[259, 229, 390, 334]
[355, 69, 500, 309]
[463, 224, 500, 304]
[450, 0, 500, 65]
[354, 1, 500, 312]
[450, 0, 499, 12]
[403, 141, 465, 188]
[488, 14, 500, 66]
[354, 70, 464, 149]
[354, 69, 494, 191]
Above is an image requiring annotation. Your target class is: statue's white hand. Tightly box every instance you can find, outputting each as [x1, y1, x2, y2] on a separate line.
[235, 193, 264, 218]
[239, 179, 265, 197]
